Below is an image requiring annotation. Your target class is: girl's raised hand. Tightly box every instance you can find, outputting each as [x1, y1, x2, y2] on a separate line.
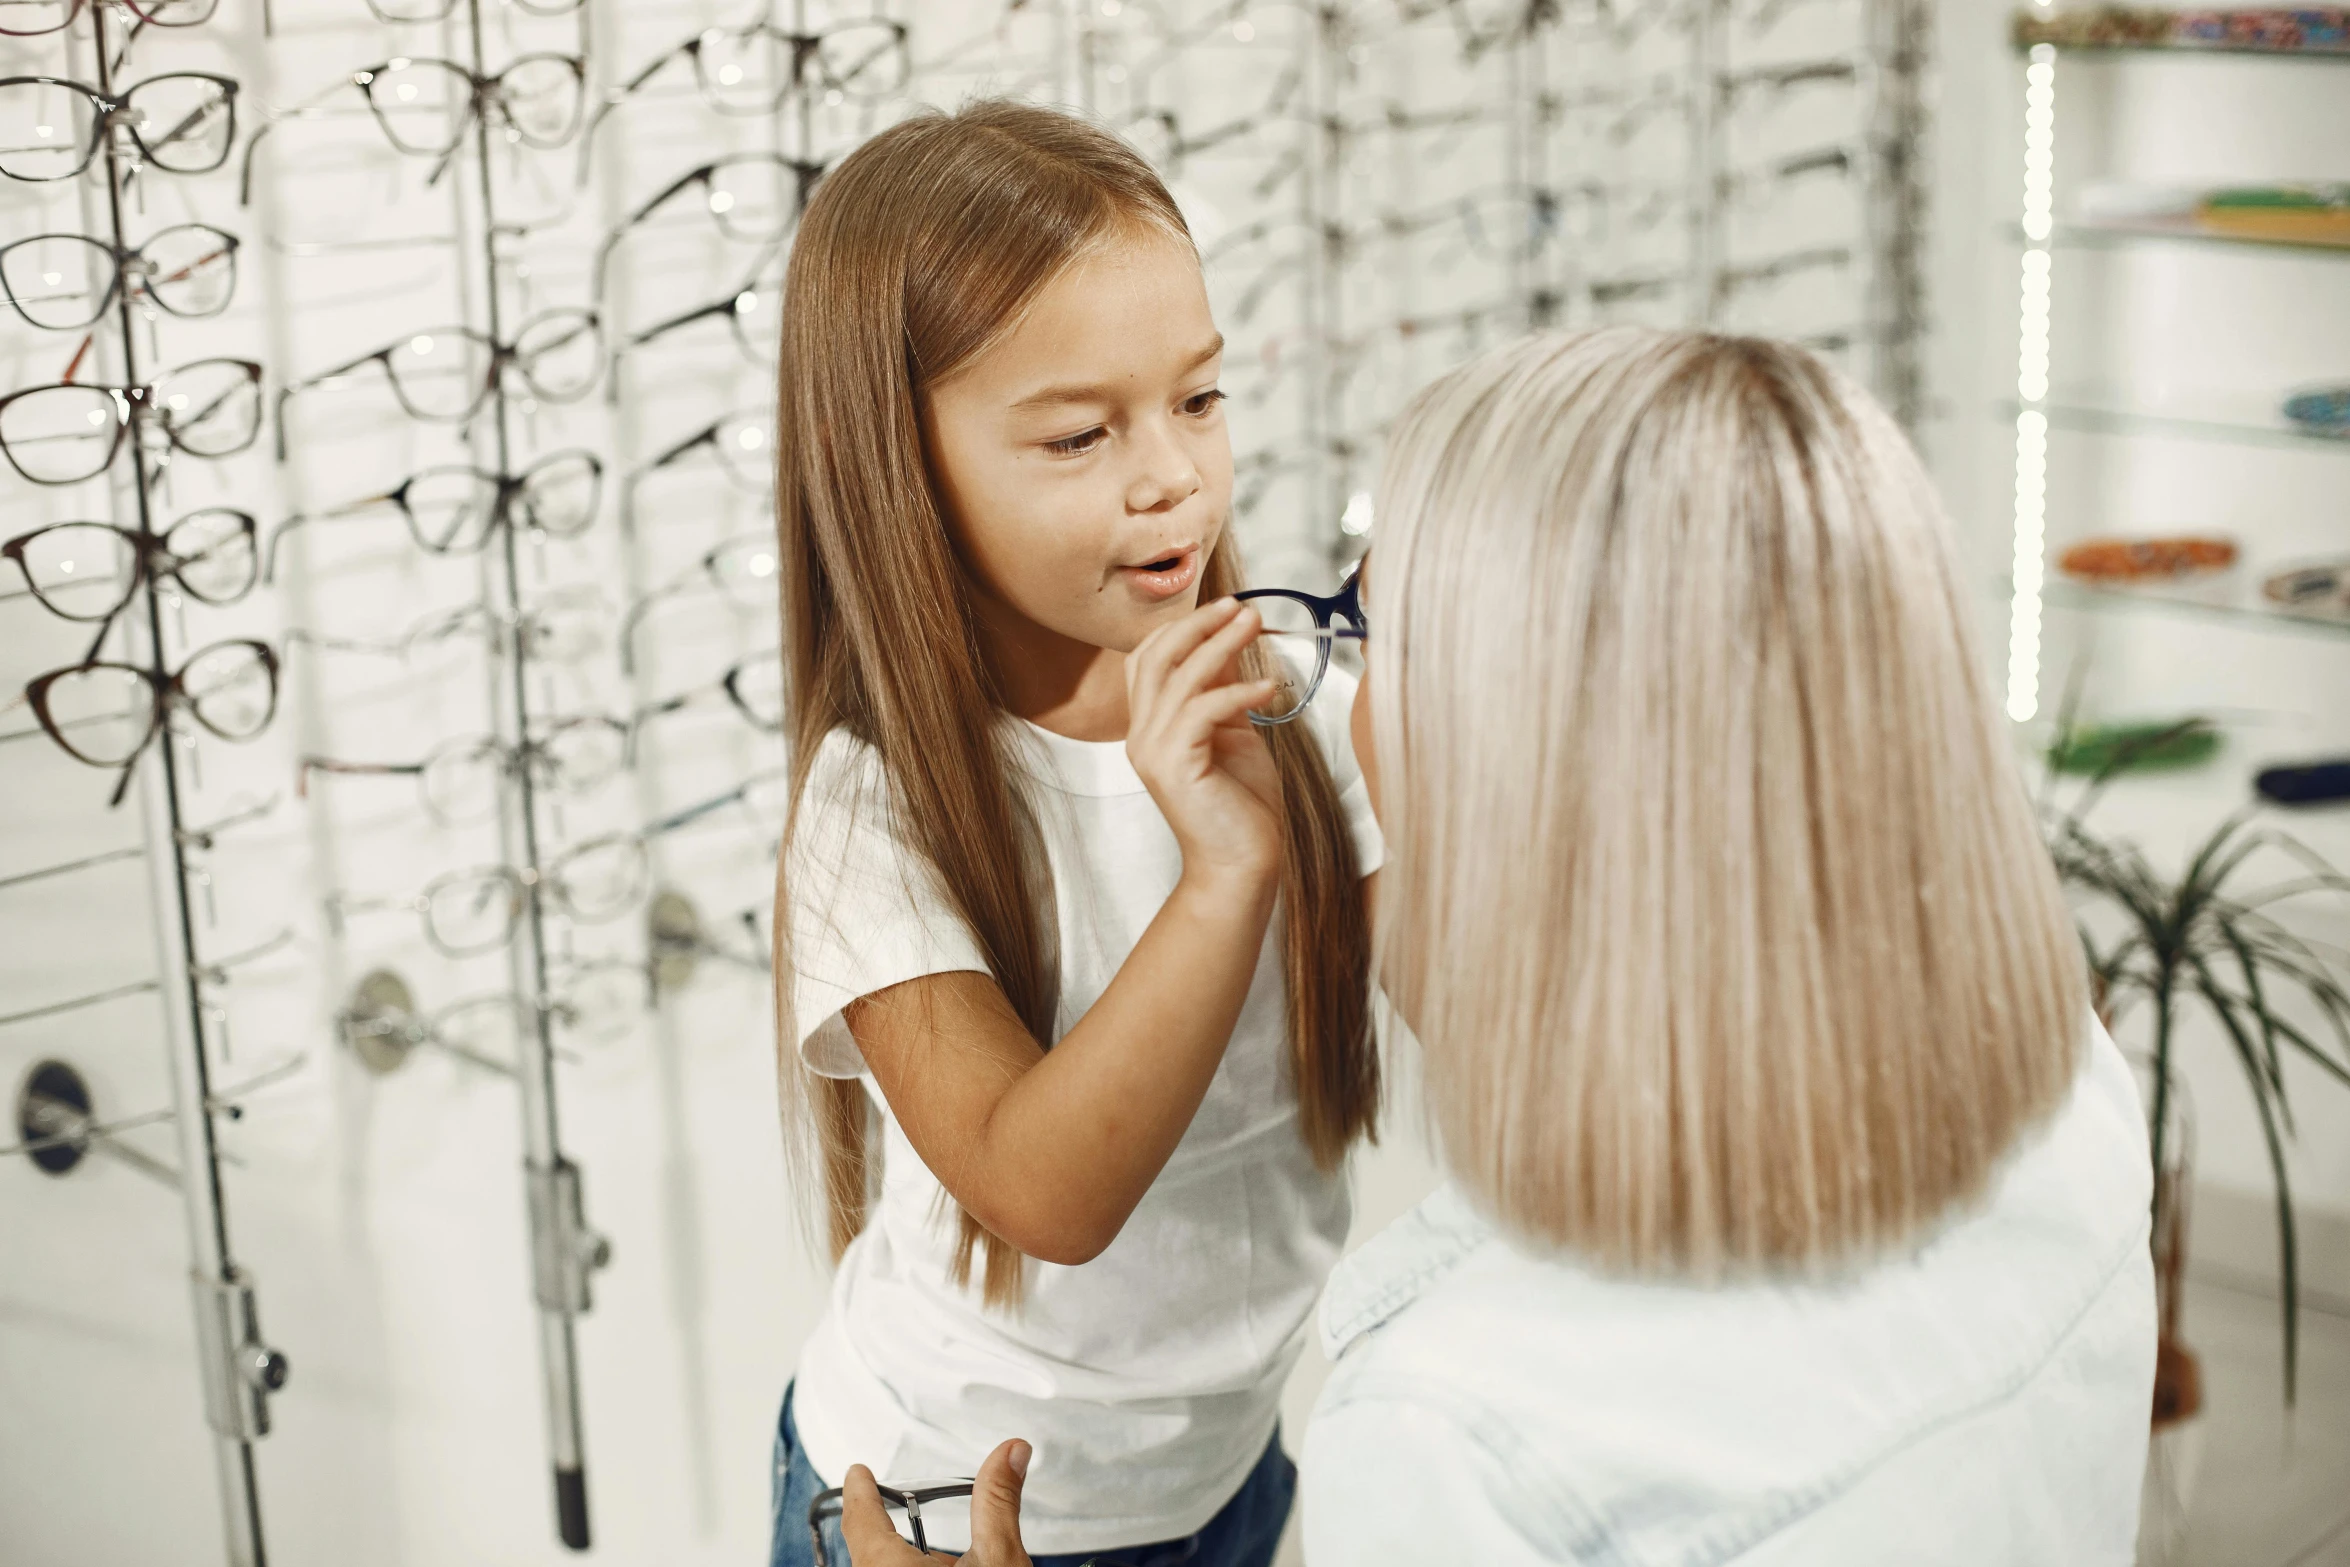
[1125, 597, 1284, 895]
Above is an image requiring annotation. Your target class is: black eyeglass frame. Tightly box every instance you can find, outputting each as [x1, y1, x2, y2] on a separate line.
[263, 449, 604, 579]
[0, 71, 240, 182]
[595, 18, 910, 131]
[0, 0, 220, 37]
[591, 152, 824, 295]
[0, 356, 264, 486]
[19, 637, 279, 805]
[274, 309, 602, 455]
[352, 53, 587, 158]
[1234, 566, 1368, 727]
[3, 510, 258, 653]
[805, 1481, 1144, 1567]
[0, 223, 241, 330]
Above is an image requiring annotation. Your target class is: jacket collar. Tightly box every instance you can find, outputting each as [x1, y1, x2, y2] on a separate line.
[1318, 1180, 1496, 1358]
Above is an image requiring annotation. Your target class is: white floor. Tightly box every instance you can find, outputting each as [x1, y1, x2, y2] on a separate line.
[2178, 1270, 2350, 1567]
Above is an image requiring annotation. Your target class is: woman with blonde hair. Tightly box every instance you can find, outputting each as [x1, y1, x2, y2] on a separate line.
[840, 326, 2156, 1564]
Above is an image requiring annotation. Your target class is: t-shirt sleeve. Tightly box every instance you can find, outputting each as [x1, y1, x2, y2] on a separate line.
[1304, 661, 1385, 877]
[782, 732, 993, 1079]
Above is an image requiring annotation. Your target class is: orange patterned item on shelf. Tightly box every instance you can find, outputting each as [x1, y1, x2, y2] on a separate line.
[2197, 184, 2350, 246]
[2012, 8, 2350, 54]
[2057, 536, 2239, 583]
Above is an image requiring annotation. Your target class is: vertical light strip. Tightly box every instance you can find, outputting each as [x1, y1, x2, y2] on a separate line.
[2005, 41, 2058, 721]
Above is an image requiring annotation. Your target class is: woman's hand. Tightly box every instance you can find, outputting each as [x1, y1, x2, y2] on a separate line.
[1125, 597, 1283, 893]
[840, 1439, 1034, 1566]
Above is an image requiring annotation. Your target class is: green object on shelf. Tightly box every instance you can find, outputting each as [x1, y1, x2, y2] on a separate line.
[2048, 718, 2222, 776]
[2202, 183, 2350, 212]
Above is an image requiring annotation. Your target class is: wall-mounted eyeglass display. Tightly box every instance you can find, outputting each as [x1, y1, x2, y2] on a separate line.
[350, 54, 586, 157]
[358, 0, 577, 24]
[592, 154, 824, 295]
[277, 311, 600, 440]
[0, 357, 262, 484]
[339, 963, 647, 1082]
[0, 73, 238, 181]
[619, 532, 780, 667]
[628, 410, 771, 494]
[326, 833, 650, 957]
[592, 19, 909, 129]
[0, 0, 218, 37]
[627, 650, 782, 751]
[615, 264, 775, 370]
[2, 510, 257, 627]
[300, 715, 629, 825]
[284, 586, 611, 668]
[9, 638, 277, 804]
[264, 450, 602, 577]
[0, 225, 240, 330]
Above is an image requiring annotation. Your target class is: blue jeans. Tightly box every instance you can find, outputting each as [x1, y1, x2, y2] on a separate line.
[769, 1383, 1296, 1567]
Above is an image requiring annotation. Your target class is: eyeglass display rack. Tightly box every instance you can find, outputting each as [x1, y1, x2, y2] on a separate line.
[2, 0, 1938, 1561]
[1060, 0, 1935, 575]
[0, 7, 287, 1567]
[1995, 6, 2350, 726]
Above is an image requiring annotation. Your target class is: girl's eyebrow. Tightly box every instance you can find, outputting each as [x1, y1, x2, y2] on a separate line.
[1007, 334, 1224, 413]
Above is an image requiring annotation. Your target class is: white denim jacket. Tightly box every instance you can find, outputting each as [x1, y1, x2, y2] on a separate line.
[1302, 1024, 2157, 1566]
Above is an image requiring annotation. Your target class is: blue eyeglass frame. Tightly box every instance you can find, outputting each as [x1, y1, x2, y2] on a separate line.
[1234, 564, 1368, 727]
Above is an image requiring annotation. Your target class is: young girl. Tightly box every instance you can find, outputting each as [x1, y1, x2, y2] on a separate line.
[766, 100, 1379, 1566]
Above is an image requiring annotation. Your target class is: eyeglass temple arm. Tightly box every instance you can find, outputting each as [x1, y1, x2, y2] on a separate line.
[238, 75, 357, 206]
[616, 580, 689, 676]
[263, 489, 401, 581]
[635, 418, 720, 480]
[321, 890, 408, 937]
[593, 163, 709, 292]
[297, 755, 427, 796]
[574, 43, 685, 184]
[140, 87, 229, 165]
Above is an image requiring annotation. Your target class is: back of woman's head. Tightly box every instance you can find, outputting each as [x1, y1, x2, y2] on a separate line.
[1371, 326, 2087, 1278]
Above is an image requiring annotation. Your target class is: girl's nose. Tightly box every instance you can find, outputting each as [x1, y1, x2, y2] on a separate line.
[1125, 419, 1202, 514]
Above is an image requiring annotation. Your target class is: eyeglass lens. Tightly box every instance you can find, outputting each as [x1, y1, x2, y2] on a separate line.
[1245, 595, 1333, 722]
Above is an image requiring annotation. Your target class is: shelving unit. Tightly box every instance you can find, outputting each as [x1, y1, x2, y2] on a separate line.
[1999, 6, 2350, 734]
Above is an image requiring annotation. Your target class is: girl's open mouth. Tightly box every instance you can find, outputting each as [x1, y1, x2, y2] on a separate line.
[1119, 546, 1200, 601]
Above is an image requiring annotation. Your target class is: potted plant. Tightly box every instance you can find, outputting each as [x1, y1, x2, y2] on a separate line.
[2039, 721, 2350, 1560]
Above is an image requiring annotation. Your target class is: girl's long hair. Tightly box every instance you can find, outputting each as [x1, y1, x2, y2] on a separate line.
[772, 99, 1374, 1306]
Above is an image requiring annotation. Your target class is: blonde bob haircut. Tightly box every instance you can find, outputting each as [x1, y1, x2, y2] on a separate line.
[1371, 327, 2089, 1279]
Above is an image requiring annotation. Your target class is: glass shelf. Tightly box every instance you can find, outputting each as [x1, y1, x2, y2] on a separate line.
[2039, 216, 2350, 258]
[1999, 398, 2350, 455]
[2038, 578, 2350, 643]
[2012, 10, 2350, 61]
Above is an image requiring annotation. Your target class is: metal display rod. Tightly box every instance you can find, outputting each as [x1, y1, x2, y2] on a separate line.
[460, 0, 610, 1547]
[85, 8, 287, 1565]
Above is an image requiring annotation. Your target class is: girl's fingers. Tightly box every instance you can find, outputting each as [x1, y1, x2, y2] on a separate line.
[1149, 604, 1264, 724]
[1127, 598, 1244, 723]
[1168, 679, 1279, 745]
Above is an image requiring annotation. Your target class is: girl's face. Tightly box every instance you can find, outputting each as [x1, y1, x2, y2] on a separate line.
[924, 226, 1233, 657]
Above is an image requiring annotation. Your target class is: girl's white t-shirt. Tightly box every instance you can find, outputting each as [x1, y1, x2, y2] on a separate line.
[783, 665, 1380, 1556]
